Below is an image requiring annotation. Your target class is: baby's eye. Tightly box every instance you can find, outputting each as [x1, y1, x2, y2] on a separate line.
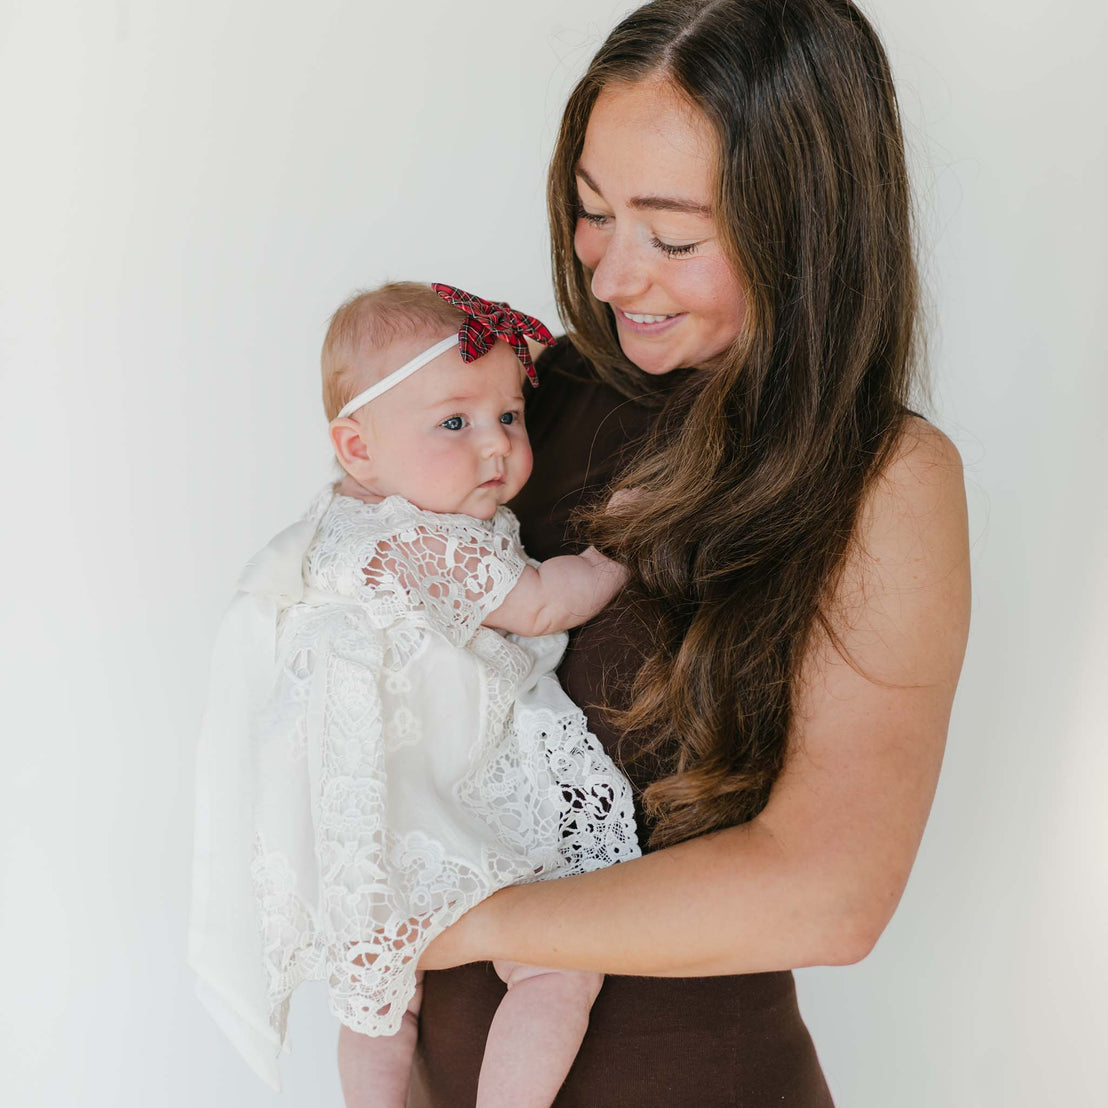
[500, 412, 519, 425]
[440, 416, 466, 431]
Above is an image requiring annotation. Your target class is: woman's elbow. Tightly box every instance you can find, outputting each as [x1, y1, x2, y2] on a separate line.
[794, 878, 901, 967]
[821, 918, 882, 966]
[820, 888, 901, 966]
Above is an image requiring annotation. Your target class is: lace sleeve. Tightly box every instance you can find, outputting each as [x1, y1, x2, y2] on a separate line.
[362, 508, 528, 646]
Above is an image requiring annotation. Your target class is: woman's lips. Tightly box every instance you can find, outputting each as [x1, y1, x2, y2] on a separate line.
[614, 307, 685, 336]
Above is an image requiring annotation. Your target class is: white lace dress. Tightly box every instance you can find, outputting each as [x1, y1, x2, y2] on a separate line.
[189, 486, 640, 1088]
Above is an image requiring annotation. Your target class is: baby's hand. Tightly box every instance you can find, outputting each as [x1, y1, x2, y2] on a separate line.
[484, 545, 628, 637]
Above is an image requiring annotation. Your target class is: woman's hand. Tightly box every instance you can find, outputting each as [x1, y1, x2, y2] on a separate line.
[419, 895, 497, 971]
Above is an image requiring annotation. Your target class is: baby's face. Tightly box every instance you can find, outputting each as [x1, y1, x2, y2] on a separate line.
[354, 337, 533, 519]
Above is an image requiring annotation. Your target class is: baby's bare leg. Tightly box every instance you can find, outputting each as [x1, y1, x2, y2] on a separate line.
[475, 960, 603, 1108]
[337, 975, 422, 1108]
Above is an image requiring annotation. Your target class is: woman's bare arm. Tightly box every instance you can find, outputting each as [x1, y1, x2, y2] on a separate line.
[422, 419, 970, 975]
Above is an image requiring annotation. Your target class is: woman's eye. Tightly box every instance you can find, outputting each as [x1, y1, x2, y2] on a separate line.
[651, 236, 699, 257]
[440, 416, 466, 431]
[500, 412, 519, 425]
[576, 206, 609, 228]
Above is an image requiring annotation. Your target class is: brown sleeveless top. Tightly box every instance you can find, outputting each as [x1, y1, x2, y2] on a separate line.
[409, 340, 834, 1108]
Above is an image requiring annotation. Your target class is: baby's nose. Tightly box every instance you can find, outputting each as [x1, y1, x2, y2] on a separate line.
[481, 422, 511, 457]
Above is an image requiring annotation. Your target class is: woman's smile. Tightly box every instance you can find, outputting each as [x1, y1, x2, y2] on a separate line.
[613, 306, 686, 336]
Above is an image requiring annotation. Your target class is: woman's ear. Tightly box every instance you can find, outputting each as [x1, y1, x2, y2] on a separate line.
[329, 417, 373, 480]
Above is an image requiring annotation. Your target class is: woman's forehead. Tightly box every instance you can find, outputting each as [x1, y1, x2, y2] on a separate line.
[579, 79, 716, 205]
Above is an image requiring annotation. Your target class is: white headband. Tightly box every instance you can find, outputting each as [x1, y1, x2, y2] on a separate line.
[335, 334, 458, 420]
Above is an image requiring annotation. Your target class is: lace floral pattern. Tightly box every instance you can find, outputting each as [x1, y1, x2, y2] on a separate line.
[250, 490, 641, 1040]
[306, 494, 530, 644]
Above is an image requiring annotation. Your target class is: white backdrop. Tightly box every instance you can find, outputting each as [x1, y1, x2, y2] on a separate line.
[2, 1, 1104, 1105]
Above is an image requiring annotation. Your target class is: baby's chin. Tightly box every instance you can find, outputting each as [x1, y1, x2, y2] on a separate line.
[400, 492, 501, 520]
[466, 486, 519, 520]
[401, 479, 521, 519]
[464, 497, 501, 521]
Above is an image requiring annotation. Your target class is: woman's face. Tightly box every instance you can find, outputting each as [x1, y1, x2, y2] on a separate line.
[573, 78, 748, 375]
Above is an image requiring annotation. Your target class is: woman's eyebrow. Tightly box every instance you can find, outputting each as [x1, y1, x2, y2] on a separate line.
[575, 163, 712, 217]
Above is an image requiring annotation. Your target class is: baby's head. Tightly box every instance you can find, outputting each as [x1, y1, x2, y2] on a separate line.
[323, 282, 534, 520]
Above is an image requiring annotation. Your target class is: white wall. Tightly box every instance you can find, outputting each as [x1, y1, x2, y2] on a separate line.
[1, 1, 1103, 1104]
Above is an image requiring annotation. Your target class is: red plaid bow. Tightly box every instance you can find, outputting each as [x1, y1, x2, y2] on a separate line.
[431, 282, 555, 387]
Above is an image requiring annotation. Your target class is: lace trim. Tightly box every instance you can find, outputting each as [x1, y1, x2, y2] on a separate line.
[305, 494, 528, 646]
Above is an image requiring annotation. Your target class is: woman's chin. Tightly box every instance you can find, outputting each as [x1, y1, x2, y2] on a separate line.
[618, 341, 683, 376]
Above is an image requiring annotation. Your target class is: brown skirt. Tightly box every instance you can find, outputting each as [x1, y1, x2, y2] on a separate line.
[409, 964, 834, 1106]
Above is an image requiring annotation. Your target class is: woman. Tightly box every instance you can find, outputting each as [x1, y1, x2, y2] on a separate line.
[412, 1, 970, 1103]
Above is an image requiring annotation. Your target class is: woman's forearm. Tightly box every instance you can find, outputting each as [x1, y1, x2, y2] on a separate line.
[461, 818, 873, 977]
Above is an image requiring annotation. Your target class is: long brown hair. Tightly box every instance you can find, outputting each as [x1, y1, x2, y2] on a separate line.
[548, 0, 921, 848]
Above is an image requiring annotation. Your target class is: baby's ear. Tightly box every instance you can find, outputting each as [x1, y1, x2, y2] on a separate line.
[329, 417, 373, 479]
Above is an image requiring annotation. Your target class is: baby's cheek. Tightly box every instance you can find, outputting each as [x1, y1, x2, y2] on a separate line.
[409, 446, 455, 493]
[514, 435, 534, 487]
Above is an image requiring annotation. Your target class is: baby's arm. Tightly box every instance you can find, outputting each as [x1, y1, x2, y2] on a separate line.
[483, 546, 627, 637]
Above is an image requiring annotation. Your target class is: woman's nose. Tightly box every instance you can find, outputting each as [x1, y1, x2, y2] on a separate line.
[589, 231, 649, 305]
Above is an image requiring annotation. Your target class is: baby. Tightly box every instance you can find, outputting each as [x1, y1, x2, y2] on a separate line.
[189, 281, 641, 1107]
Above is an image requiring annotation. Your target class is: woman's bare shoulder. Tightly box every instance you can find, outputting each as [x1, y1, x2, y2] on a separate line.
[830, 414, 970, 683]
[877, 415, 965, 513]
